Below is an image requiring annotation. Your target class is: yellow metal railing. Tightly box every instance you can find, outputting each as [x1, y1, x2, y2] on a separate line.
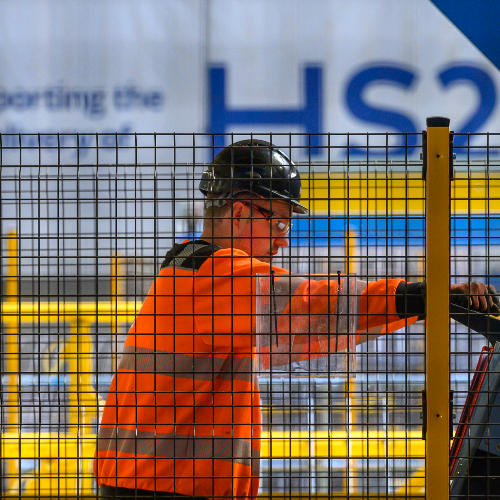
[5, 230, 19, 434]
[0, 243, 142, 496]
[2, 432, 98, 496]
[302, 172, 500, 216]
[1, 430, 424, 497]
[0, 295, 142, 495]
[261, 430, 424, 458]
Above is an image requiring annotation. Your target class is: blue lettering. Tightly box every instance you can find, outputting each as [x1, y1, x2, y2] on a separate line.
[42, 87, 106, 117]
[43, 89, 58, 110]
[12, 91, 39, 110]
[0, 90, 40, 112]
[100, 134, 117, 148]
[117, 125, 132, 146]
[345, 65, 418, 156]
[78, 134, 94, 148]
[209, 65, 323, 155]
[148, 91, 163, 108]
[438, 65, 496, 150]
[20, 135, 38, 147]
[59, 134, 83, 148]
[58, 134, 70, 147]
[113, 86, 164, 110]
[2, 125, 21, 147]
[0, 84, 163, 117]
[40, 134, 57, 147]
[88, 91, 106, 117]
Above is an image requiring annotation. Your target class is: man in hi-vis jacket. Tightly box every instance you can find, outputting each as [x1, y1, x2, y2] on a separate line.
[95, 140, 498, 500]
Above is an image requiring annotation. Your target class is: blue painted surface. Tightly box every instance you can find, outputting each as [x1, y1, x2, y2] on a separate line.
[292, 217, 424, 247]
[182, 216, 500, 247]
[430, 0, 500, 71]
[291, 216, 500, 247]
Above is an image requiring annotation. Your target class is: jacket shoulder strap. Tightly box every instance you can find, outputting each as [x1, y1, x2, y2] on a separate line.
[160, 240, 222, 271]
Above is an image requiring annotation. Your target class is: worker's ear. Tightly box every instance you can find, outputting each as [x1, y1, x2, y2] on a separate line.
[229, 201, 247, 232]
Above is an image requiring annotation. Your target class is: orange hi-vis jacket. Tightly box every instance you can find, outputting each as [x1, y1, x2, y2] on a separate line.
[95, 241, 419, 499]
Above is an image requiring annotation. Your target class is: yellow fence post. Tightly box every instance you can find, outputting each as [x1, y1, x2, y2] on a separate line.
[344, 230, 356, 275]
[425, 116, 451, 498]
[66, 324, 80, 435]
[4, 229, 20, 491]
[110, 253, 122, 371]
[5, 229, 19, 431]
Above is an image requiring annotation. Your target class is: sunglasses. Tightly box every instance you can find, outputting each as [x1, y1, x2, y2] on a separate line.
[227, 200, 293, 235]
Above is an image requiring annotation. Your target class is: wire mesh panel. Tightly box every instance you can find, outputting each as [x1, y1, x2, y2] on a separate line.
[1, 130, 494, 499]
[447, 133, 500, 499]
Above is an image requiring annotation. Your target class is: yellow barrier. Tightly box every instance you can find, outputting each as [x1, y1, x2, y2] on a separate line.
[4, 230, 20, 492]
[1, 433, 96, 496]
[1, 430, 424, 497]
[0, 297, 140, 495]
[1, 300, 141, 324]
[1, 299, 141, 431]
[0, 245, 141, 495]
[261, 430, 424, 458]
[3, 431, 425, 462]
[302, 173, 500, 215]
[344, 231, 356, 275]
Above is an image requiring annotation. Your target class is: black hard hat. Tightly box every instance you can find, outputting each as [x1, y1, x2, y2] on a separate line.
[199, 139, 308, 214]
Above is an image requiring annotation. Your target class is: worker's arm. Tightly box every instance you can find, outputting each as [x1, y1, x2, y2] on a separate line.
[355, 279, 418, 344]
[276, 278, 413, 347]
[357, 280, 500, 344]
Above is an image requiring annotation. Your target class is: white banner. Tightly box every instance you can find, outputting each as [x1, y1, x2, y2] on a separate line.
[0, 0, 204, 161]
[0, 0, 498, 161]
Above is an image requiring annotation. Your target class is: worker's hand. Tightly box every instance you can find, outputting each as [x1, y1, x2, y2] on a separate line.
[450, 282, 500, 314]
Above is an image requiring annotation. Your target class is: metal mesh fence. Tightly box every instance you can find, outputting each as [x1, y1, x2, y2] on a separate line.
[0, 130, 498, 498]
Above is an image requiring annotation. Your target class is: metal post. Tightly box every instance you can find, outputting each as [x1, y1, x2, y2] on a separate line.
[5, 229, 19, 431]
[110, 254, 122, 371]
[425, 116, 451, 498]
[344, 230, 356, 275]
[4, 229, 20, 491]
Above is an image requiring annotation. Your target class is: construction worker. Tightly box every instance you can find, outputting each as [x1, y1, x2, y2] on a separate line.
[95, 139, 498, 499]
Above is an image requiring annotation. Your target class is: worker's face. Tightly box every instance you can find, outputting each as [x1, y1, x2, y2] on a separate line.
[229, 199, 292, 262]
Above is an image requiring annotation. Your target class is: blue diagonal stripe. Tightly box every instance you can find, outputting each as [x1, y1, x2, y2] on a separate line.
[430, 0, 500, 71]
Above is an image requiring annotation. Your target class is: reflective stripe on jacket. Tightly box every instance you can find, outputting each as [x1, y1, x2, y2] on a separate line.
[94, 241, 416, 499]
